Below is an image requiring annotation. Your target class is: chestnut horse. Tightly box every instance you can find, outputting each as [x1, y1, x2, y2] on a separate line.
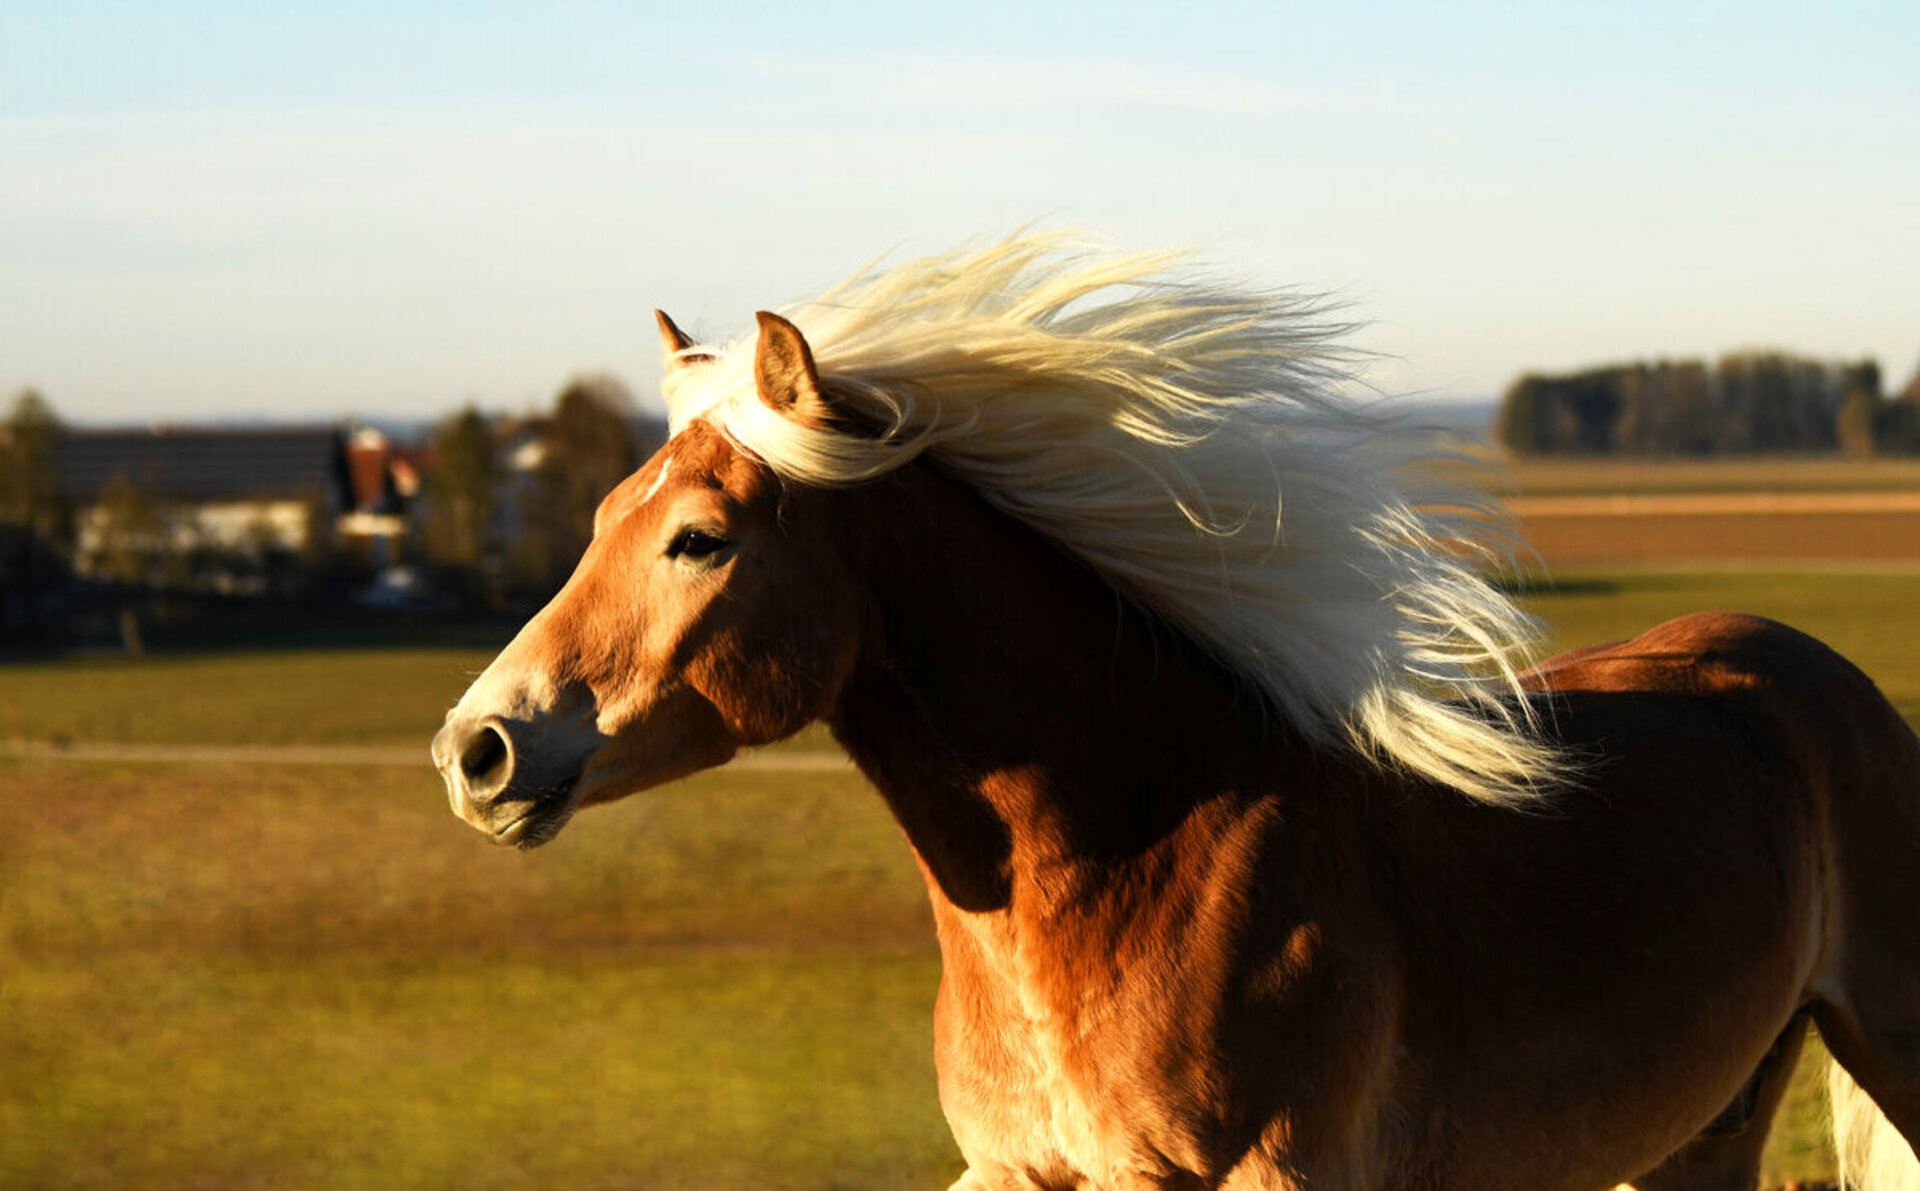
[433, 238, 1920, 1190]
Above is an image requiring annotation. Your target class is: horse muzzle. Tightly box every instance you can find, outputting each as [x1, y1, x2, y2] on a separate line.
[432, 710, 600, 848]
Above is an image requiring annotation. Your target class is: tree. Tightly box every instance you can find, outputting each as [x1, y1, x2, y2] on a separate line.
[1837, 360, 1883, 456]
[1878, 358, 1920, 454]
[532, 374, 641, 584]
[1494, 369, 1621, 454]
[1494, 376, 1546, 454]
[1609, 361, 1716, 455]
[0, 388, 63, 538]
[425, 404, 501, 573]
[1499, 352, 1899, 456]
[0, 390, 70, 640]
[83, 473, 172, 587]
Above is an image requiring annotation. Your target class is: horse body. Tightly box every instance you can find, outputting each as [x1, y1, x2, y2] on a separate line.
[813, 458, 1861, 1190]
[432, 241, 1920, 1189]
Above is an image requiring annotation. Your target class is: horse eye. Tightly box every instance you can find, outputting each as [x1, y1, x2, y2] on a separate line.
[668, 528, 731, 561]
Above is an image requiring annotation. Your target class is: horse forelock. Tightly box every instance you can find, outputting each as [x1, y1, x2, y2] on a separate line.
[660, 233, 1567, 806]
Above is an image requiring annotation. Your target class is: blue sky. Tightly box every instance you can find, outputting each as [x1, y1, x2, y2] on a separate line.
[4, 2, 1916, 423]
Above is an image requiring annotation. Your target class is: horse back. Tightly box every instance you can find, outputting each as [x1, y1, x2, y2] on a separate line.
[1525, 610, 1892, 715]
[1354, 611, 1916, 1186]
[1522, 610, 1920, 911]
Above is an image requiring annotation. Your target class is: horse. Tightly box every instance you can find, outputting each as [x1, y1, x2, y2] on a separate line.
[432, 236, 1920, 1190]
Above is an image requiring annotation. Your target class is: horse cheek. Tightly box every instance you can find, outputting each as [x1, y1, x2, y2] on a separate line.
[686, 606, 855, 746]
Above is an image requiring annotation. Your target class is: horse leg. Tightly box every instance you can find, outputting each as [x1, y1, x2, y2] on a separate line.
[1812, 996, 1920, 1186]
[1804, 682, 1920, 1185]
[1625, 1016, 1807, 1191]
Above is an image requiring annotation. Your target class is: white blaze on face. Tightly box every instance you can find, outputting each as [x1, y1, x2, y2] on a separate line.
[638, 455, 675, 506]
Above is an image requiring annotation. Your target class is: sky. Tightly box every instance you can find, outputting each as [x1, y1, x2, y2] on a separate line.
[3, 2, 1916, 426]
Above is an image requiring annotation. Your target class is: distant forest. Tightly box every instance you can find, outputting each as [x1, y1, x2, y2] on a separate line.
[1495, 352, 1920, 455]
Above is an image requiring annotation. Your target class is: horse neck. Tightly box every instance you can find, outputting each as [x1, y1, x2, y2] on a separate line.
[823, 465, 1291, 913]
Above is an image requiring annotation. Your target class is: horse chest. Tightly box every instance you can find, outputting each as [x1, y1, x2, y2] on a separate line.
[928, 900, 1241, 1187]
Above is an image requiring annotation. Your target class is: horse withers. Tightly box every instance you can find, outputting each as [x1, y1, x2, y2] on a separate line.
[433, 237, 1920, 1191]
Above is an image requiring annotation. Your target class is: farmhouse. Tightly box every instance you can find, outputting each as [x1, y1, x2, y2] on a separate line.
[57, 425, 415, 592]
[339, 426, 424, 569]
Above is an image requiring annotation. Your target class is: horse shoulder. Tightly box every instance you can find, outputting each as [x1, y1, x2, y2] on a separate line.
[923, 779, 1407, 1188]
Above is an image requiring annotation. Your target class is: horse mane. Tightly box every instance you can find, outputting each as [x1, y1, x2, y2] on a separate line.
[663, 233, 1564, 806]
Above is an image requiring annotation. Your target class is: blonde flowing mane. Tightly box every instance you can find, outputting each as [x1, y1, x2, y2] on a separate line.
[664, 234, 1562, 806]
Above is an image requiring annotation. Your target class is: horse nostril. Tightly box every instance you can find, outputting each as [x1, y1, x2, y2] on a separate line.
[460, 724, 511, 791]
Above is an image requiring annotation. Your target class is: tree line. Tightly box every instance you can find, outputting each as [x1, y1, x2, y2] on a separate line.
[1495, 352, 1920, 455]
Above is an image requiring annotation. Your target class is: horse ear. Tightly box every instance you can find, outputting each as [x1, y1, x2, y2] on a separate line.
[655, 310, 715, 372]
[753, 311, 831, 425]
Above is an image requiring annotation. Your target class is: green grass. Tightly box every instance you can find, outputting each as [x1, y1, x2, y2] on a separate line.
[1766, 1031, 1839, 1187]
[0, 648, 501, 747]
[0, 637, 846, 753]
[5, 953, 951, 1191]
[7, 569, 1918, 1187]
[2, 759, 956, 1190]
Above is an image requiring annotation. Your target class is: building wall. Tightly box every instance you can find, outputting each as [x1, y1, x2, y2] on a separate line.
[74, 498, 315, 581]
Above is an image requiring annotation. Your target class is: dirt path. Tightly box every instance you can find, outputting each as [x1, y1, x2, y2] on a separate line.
[1510, 491, 1920, 566]
[1509, 491, 1920, 516]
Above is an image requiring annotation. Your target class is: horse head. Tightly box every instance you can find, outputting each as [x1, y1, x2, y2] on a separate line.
[431, 312, 864, 847]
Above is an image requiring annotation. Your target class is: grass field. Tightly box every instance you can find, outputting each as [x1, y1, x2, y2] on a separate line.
[3, 757, 956, 1190]
[6, 510, 1918, 1186]
[0, 648, 493, 747]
